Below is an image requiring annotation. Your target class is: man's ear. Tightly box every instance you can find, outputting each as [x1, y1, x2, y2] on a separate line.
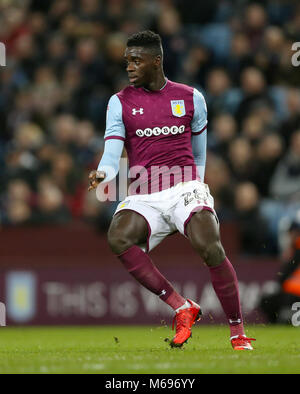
[154, 55, 162, 68]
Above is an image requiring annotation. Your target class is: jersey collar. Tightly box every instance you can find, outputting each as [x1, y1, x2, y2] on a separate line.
[142, 78, 168, 92]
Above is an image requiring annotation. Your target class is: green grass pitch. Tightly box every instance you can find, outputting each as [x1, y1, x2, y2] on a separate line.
[0, 325, 299, 374]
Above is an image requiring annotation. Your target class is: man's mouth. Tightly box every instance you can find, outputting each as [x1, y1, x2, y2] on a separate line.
[129, 75, 138, 83]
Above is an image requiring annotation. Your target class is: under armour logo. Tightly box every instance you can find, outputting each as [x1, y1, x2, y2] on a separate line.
[159, 290, 167, 297]
[229, 318, 242, 324]
[132, 108, 144, 115]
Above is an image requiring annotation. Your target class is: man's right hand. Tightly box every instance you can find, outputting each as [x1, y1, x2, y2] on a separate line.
[88, 170, 106, 191]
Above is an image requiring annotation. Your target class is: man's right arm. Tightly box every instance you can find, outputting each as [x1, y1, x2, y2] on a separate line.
[88, 95, 125, 190]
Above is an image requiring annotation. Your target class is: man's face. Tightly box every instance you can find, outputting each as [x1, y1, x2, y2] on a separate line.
[124, 46, 160, 88]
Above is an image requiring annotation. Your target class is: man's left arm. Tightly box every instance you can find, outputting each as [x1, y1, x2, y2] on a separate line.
[191, 88, 208, 182]
[192, 130, 207, 182]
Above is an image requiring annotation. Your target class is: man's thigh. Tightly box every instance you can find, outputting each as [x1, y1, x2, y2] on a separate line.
[171, 181, 216, 237]
[109, 209, 149, 244]
[185, 209, 221, 248]
[112, 199, 174, 252]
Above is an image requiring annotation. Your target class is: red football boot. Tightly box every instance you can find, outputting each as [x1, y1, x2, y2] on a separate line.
[231, 335, 256, 350]
[170, 299, 202, 348]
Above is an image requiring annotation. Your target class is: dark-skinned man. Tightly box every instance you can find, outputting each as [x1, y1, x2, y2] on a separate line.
[89, 31, 255, 350]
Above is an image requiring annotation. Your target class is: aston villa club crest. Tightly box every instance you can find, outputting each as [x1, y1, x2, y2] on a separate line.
[171, 100, 186, 117]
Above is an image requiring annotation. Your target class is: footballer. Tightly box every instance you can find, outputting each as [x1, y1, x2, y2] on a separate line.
[88, 31, 255, 350]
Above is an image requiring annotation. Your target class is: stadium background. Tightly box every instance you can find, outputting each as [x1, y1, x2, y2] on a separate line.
[0, 0, 299, 326]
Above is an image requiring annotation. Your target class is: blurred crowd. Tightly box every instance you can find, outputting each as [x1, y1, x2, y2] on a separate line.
[0, 0, 300, 256]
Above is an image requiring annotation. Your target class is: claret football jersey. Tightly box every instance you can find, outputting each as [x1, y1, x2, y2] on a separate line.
[104, 79, 207, 194]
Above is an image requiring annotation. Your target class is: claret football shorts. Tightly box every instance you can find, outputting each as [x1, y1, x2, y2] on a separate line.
[114, 180, 217, 252]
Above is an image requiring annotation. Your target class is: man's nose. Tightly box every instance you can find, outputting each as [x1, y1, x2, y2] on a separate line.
[126, 63, 135, 72]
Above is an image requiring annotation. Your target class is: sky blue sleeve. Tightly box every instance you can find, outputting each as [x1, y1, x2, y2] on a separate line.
[191, 88, 208, 135]
[97, 139, 124, 182]
[97, 94, 125, 182]
[192, 129, 207, 181]
[104, 94, 126, 141]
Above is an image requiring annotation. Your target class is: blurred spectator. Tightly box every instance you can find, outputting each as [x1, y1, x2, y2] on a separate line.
[50, 150, 82, 195]
[243, 3, 268, 51]
[234, 182, 271, 255]
[14, 122, 45, 151]
[227, 137, 256, 182]
[1, 179, 33, 226]
[46, 33, 70, 71]
[237, 67, 274, 125]
[241, 113, 265, 146]
[260, 210, 300, 323]
[284, 3, 300, 39]
[205, 153, 234, 220]
[226, 32, 253, 83]
[205, 68, 240, 118]
[209, 113, 237, 156]
[255, 26, 285, 84]
[51, 114, 76, 149]
[180, 44, 213, 87]
[31, 65, 62, 117]
[6, 200, 32, 226]
[279, 88, 300, 146]
[104, 32, 128, 91]
[78, 0, 103, 22]
[156, 5, 186, 80]
[254, 133, 284, 197]
[270, 130, 300, 202]
[32, 176, 71, 225]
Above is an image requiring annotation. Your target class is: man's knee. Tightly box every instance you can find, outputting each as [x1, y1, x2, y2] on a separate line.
[187, 210, 225, 267]
[197, 240, 226, 267]
[107, 211, 149, 255]
[107, 228, 136, 255]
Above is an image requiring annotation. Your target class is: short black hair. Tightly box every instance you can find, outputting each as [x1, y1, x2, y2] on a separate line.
[127, 30, 163, 56]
